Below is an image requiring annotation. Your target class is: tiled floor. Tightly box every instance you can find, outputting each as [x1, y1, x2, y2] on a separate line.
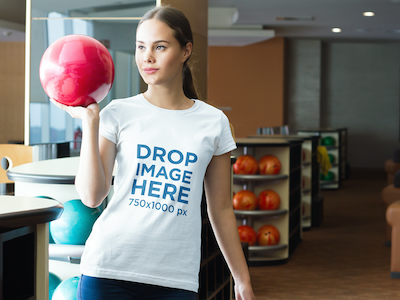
[249, 170, 400, 299]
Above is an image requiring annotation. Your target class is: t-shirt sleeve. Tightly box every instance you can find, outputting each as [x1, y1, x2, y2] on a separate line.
[99, 103, 118, 144]
[214, 112, 237, 156]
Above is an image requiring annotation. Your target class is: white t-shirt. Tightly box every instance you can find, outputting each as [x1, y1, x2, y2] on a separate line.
[80, 94, 237, 292]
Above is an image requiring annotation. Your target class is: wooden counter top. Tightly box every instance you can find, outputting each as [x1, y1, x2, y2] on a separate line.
[0, 195, 63, 230]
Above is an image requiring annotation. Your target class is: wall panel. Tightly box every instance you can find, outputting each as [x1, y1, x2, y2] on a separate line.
[208, 37, 285, 138]
[0, 42, 25, 144]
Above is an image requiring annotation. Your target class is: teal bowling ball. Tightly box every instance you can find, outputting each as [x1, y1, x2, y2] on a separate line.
[49, 272, 62, 299]
[322, 136, 335, 146]
[49, 232, 55, 244]
[328, 154, 335, 163]
[324, 171, 335, 181]
[52, 276, 80, 300]
[50, 199, 102, 245]
[35, 196, 57, 243]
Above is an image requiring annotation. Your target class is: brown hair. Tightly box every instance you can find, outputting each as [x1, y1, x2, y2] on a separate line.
[138, 6, 198, 99]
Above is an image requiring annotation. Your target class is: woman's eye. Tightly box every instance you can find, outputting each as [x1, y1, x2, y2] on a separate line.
[156, 45, 166, 50]
[137, 45, 145, 50]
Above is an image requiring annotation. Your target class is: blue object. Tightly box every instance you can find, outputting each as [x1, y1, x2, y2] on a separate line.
[77, 275, 197, 300]
[52, 276, 80, 300]
[50, 199, 102, 245]
[49, 272, 62, 299]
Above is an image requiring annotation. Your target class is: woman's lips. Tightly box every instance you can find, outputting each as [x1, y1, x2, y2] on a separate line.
[144, 68, 158, 74]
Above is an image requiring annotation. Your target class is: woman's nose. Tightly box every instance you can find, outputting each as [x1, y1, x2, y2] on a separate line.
[143, 50, 154, 63]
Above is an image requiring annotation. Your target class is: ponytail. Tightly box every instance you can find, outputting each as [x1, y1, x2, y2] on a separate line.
[183, 62, 198, 99]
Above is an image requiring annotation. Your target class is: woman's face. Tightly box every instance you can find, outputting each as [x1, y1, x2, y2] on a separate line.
[135, 19, 191, 87]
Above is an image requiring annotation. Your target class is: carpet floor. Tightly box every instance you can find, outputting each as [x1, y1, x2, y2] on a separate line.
[249, 170, 400, 299]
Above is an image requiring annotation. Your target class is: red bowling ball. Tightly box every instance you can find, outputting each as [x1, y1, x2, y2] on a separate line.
[258, 189, 280, 210]
[233, 155, 259, 175]
[238, 225, 257, 246]
[39, 34, 115, 107]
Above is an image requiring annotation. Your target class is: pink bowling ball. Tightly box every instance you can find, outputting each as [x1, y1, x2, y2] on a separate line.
[39, 34, 115, 107]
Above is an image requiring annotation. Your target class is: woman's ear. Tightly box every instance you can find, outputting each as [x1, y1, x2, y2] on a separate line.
[182, 42, 193, 63]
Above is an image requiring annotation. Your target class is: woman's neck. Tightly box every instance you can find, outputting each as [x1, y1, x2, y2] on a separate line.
[143, 87, 194, 110]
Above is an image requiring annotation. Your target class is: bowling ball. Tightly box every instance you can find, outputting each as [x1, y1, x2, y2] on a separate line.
[40, 34, 115, 107]
[52, 276, 80, 300]
[322, 136, 335, 146]
[259, 155, 281, 175]
[35, 195, 56, 243]
[257, 224, 280, 246]
[238, 225, 257, 246]
[328, 154, 335, 163]
[50, 199, 102, 245]
[233, 190, 258, 210]
[49, 272, 62, 299]
[233, 155, 259, 175]
[324, 171, 335, 181]
[258, 189, 280, 210]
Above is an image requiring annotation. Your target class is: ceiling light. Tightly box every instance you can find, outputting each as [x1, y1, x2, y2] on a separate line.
[384, 29, 400, 34]
[356, 28, 371, 33]
[332, 28, 341, 33]
[363, 12, 375, 17]
[276, 16, 314, 21]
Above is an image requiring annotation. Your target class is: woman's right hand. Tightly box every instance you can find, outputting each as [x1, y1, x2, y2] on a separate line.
[50, 99, 100, 121]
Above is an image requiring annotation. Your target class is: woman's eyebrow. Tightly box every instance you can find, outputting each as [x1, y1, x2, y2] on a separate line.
[136, 40, 171, 44]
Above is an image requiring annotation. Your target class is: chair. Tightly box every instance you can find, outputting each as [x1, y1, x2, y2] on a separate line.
[257, 125, 290, 136]
[0, 144, 33, 194]
[384, 159, 400, 186]
[257, 127, 276, 135]
[382, 170, 400, 244]
[386, 200, 400, 278]
[280, 125, 290, 135]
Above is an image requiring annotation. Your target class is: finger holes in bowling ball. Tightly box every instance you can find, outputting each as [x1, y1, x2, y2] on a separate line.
[1, 156, 12, 171]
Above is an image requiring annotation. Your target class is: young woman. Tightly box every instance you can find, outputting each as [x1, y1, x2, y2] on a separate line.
[52, 5, 256, 300]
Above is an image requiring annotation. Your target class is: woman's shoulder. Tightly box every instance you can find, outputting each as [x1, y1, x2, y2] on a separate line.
[101, 94, 143, 111]
[194, 99, 225, 116]
[109, 94, 142, 106]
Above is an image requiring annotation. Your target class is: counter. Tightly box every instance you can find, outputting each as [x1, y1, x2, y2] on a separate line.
[0, 195, 63, 300]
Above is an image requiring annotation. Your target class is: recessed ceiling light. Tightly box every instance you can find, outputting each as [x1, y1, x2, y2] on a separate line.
[356, 28, 371, 33]
[276, 16, 314, 21]
[363, 12, 375, 17]
[385, 29, 400, 34]
[332, 28, 341, 33]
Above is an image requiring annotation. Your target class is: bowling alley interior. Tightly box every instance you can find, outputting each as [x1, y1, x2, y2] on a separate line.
[1, 0, 400, 299]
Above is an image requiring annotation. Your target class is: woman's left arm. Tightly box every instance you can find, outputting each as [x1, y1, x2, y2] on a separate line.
[204, 152, 256, 300]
